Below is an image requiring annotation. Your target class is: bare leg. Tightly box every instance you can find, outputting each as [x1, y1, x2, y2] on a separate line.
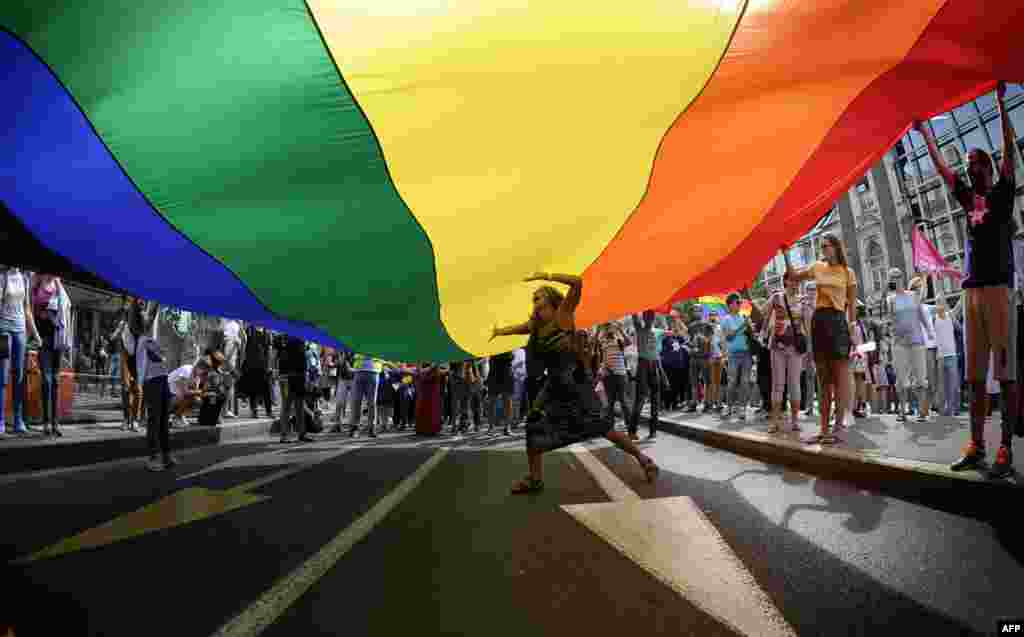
[528, 449, 544, 482]
[832, 359, 852, 429]
[770, 400, 782, 430]
[605, 430, 649, 462]
[818, 375, 833, 435]
[605, 430, 658, 481]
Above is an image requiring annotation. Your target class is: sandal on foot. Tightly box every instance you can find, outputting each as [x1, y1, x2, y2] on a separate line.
[510, 476, 544, 495]
[640, 457, 660, 483]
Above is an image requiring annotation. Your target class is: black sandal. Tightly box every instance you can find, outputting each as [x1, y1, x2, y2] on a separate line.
[510, 476, 544, 495]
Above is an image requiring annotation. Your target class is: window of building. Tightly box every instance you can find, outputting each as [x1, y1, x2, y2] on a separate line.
[940, 232, 956, 254]
[962, 126, 990, 153]
[918, 154, 937, 182]
[907, 128, 925, 148]
[975, 92, 997, 115]
[986, 117, 1006, 150]
[953, 102, 980, 126]
[1006, 83, 1024, 99]
[1008, 105, 1024, 141]
[866, 239, 885, 294]
[922, 187, 946, 219]
[897, 156, 919, 190]
[941, 142, 963, 166]
[930, 115, 953, 138]
[946, 183, 961, 211]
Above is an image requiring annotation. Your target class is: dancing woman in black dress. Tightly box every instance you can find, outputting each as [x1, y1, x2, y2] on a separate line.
[491, 272, 659, 494]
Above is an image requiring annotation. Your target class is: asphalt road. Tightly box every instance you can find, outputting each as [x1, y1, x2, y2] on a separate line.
[1, 427, 1020, 636]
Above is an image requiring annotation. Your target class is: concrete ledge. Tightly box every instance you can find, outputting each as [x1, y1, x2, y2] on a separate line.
[0, 419, 275, 475]
[657, 415, 1022, 500]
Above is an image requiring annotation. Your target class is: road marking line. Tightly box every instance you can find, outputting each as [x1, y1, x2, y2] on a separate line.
[14, 448, 359, 564]
[211, 448, 449, 637]
[566, 446, 796, 637]
[570, 443, 640, 502]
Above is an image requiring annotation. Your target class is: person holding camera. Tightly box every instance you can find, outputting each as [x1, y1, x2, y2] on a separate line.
[761, 272, 809, 432]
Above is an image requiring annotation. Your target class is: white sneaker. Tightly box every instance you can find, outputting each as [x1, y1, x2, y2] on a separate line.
[223, 411, 237, 420]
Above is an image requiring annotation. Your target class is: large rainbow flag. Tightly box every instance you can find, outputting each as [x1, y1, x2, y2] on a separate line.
[2, 1, 1019, 361]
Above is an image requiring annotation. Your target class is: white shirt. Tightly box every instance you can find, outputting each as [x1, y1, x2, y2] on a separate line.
[222, 319, 241, 344]
[120, 321, 135, 353]
[168, 364, 195, 398]
[922, 304, 937, 349]
[512, 348, 527, 380]
[933, 314, 956, 358]
[0, 269, 28, 333]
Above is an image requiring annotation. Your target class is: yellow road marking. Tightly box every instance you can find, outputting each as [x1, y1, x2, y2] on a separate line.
[567, 445, 797, 637]
[14, 447, 356, 564]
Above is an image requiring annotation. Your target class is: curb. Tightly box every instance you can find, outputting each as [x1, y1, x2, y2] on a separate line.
[0, 419, 276, 475]
[656, 415, 1023, 497]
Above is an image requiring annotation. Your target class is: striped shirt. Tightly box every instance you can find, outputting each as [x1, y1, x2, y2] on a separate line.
[602, 339, 628, 376]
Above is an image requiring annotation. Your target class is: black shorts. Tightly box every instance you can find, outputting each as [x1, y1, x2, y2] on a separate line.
[487, 359, 515, 395]
[812, 308, 851, 363]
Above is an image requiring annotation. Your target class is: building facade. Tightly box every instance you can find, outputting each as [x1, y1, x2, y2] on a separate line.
[758, 85, 1024, 317]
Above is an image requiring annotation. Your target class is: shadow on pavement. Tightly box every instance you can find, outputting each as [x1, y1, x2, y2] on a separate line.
[902, 415, 961, 447]
[596, 448, 1004, 635]
[780, 477, 888, 533]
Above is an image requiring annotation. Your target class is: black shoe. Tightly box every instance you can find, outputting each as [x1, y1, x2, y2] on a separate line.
[950, 443, 985, 472]
[298, 434, 314, 443]
[1016, 419, 1024, 438]
[852, 409, 866, 419]
[349, 427, 358, 438]
[368, 430, 378, 438]
[646, 433, 658, 440]
[987, 446, 1014, 479]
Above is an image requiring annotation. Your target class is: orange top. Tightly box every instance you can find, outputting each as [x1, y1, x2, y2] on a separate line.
[811, 262, 857, 312]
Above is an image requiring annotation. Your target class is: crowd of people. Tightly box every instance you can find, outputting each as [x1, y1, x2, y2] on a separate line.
[1, 86, 1020, 482]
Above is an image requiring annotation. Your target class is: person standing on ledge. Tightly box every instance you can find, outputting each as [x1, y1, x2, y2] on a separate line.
[915, 80, 1019, 478]
[785, 233, 858, 444]
[491, 272, 659, 494]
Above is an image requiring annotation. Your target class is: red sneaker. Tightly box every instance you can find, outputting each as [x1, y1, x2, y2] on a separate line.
[987, 445, 1014, 480]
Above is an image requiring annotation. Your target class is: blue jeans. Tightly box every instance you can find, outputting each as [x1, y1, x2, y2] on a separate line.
[0, 330, 28, 427]
[941, 355, 960, 416]
[39, 345, 61, 426]
[727, 351, 753, 410]
[349, 371, 379, 430]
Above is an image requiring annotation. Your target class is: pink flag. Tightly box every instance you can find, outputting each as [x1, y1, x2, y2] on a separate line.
[912, 226, 962, 279]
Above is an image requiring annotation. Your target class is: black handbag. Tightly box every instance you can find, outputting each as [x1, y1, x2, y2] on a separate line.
[781, 292, 808, 355]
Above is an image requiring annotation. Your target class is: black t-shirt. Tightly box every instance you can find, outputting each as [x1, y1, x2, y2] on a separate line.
[277, 336, 307, 375]
[660, 335, 688, 368]
[954, 175, 1016, 288]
